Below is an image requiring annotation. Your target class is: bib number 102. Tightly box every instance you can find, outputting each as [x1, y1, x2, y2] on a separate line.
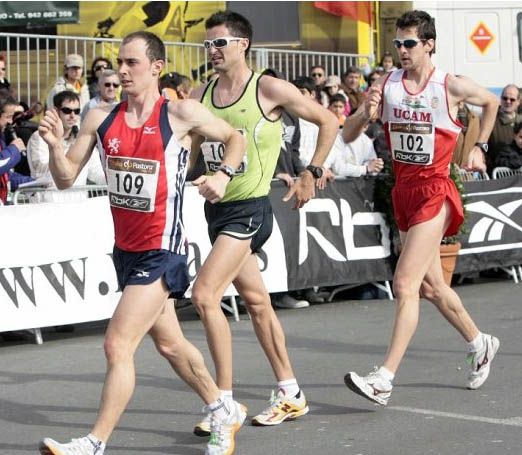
[115, 173, 144, 194]
[399, 134, 424, 151]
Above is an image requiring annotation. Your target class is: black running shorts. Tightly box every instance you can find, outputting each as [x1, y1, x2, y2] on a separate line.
[204, 196, 273, 253]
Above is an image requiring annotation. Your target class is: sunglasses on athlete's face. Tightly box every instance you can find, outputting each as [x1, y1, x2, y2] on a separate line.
[203, 37, 242, 49]
[104, 82, 120, 88]
[502, 96, 518, 103]
[392, 38, 426, 49]
[60, 107, 81, 115]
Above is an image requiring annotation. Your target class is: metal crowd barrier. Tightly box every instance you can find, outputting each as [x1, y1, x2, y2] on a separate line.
[0, 32, 370, 106]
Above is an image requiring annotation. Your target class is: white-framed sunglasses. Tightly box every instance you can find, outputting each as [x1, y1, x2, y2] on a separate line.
[203, 37, 242, 49]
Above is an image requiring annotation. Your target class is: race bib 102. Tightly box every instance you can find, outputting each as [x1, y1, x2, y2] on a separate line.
[389, 122, 434, 165]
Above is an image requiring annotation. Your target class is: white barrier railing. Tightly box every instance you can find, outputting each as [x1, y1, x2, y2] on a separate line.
[0, 32, 371, 105]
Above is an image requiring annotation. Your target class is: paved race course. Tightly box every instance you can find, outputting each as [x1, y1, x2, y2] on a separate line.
[1, 279, 520, 454]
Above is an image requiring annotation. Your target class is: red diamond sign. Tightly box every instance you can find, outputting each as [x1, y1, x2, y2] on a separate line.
[470, 22, 494, 54]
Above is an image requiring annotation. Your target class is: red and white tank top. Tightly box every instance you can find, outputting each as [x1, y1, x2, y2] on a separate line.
[96, 96, 189, 253]
[381, 68, 462, 184]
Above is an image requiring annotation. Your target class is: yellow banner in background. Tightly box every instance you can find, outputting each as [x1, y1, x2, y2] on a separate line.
[58, 1, 224, 80]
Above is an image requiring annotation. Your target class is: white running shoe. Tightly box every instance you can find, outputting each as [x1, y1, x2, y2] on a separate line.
[38, 436, 105, 455]
[194, 409, 212, 437]
[205, 400, 247, 455]
[251, 389, 309, 426]
[466, 333, 500, 390]
[344, 368, 393, 406]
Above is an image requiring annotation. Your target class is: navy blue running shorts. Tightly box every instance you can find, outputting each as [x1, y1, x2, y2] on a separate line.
[204, 196, 273, 253]
[112, 246, 190, 299]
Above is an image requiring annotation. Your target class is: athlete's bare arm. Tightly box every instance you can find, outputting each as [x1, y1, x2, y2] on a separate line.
[258, 76, 338, 208]
[169, 99, 246, 203]
[342, 75, 386, 144]
[38, 107, 108, 189]
[447, 74, 499, 171]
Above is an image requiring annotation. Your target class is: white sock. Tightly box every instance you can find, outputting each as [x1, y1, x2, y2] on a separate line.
[377, 366, 395, 383]
[86, 434, 106, 452]
[208, 396, 231, 420]
[278, 378, 300, 397]
[221, 390, 233, 402]
[467, 332, 484, 352]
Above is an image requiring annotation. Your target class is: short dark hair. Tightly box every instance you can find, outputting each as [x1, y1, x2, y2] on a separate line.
[396, 10, 436, 55]
[291, 76, 315, 94]
[160, 72, 183, 90]
[514, 122, 522, 136]
[342, 66, 361, 80]
[329, 94, 346, 106]
[310, 65, 325, 73]
[53, 90, 80, 109]
[121, 31, 165, 62]
[205, 11, 253, 56]
[0, 95, 18, 114]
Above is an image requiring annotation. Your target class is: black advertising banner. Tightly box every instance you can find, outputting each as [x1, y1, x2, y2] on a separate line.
[0, 2, 79, 26]
[269, 178, 394, 290]
[456, 175, 522, 273]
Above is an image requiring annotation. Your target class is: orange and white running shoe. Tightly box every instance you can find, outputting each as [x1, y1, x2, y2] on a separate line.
[251, 389, 309, 426]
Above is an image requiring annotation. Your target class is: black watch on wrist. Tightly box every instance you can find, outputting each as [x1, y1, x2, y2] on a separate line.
[305, 165, 323, 179]
[475, 142, 488, 154]
[217, 164, 235, 179]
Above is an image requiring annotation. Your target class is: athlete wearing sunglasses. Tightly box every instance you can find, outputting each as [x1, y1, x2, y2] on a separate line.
[343, 9, 499, 409]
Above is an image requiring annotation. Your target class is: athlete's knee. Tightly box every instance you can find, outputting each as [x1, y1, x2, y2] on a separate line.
[103, 333, 134, 363]
[154, 336, 185, 360]
[392, 274, 420, 301]
[191, 282, 218, 313]
[242, 290, 270, 317]
[421, 278, 447, 305]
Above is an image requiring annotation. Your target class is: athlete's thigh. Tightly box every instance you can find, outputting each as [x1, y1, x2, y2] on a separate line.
[107, 278, 170, 346]
[195, 234, 253, 293]
[397, 201, 451, 283]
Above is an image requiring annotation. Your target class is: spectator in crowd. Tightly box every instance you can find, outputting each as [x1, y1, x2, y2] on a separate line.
[453, 101, 480, 168]
[82, 70, 120, 121]
[87, 57, 113, 99]
[328, 93, 347, 128]
[309, 64, 329, 107]
[0, 95, 32, 204]
[365, 115, 390, 164]
[27, 91, 105, 201]
[262, 68, 311, 310]
[46, 53, 90, 112]
[291, 76, 320, 168]
[324, 74, 350, 116]
[176, 74, 193, 99]
[487, 84, 522, 173]
[367, 69, 383, 88]
[160, 71, 182, 100]
[342, 66, 364, 111]
[380, 51, 398, 72]
[322, 127, 383, 180]
[0, 54, 13, 94]
[495, 122, 522, 169]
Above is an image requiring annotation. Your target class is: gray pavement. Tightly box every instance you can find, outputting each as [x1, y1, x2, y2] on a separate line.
[0, 279, 520, 455]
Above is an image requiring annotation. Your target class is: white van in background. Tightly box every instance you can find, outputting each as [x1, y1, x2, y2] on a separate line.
[415, 1, 521, 95]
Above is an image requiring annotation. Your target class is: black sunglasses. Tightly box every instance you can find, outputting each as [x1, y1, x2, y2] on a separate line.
[60, 107, 80, 115]
[392, 38, 426, 49]
[104, 82, 120, 88]
[311, 72, 324, 77]
[501, 96, 517, 103]
[0, 67, 5, 71]
[95, 65, 109, 72]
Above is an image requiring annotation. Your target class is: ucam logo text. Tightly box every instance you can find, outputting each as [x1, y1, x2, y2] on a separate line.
[298, 198, 391, 265]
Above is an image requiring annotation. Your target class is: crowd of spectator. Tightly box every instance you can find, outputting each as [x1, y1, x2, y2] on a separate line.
[1, 49, 521, 309]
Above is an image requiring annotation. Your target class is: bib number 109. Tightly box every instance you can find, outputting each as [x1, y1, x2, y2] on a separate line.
[115, 173, 145, 194]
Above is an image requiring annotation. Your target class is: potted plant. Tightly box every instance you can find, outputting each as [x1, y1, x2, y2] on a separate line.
[374, 161, 467, 286]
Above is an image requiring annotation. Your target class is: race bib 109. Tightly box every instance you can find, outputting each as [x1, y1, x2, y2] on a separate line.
[106, 156, 160, 212]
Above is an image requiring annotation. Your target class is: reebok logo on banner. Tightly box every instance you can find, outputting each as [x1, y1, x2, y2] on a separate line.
[466, 196, 522, 243]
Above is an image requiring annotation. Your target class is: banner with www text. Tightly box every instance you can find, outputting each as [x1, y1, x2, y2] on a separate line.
[0, 180, 394, 332]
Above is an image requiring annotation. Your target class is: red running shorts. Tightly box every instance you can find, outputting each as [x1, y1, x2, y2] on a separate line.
[391, 177, 464, 237]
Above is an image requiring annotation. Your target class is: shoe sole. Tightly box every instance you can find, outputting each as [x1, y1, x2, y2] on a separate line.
[196, 403, 248, 438]
[467, 336, 500, 390]
[251, 404, 310, 426]
[344, 373, 388, 406]
[38, 442, 59, 455]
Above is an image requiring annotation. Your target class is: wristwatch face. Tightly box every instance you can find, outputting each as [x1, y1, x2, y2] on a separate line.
[307, 165, 323, 178]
